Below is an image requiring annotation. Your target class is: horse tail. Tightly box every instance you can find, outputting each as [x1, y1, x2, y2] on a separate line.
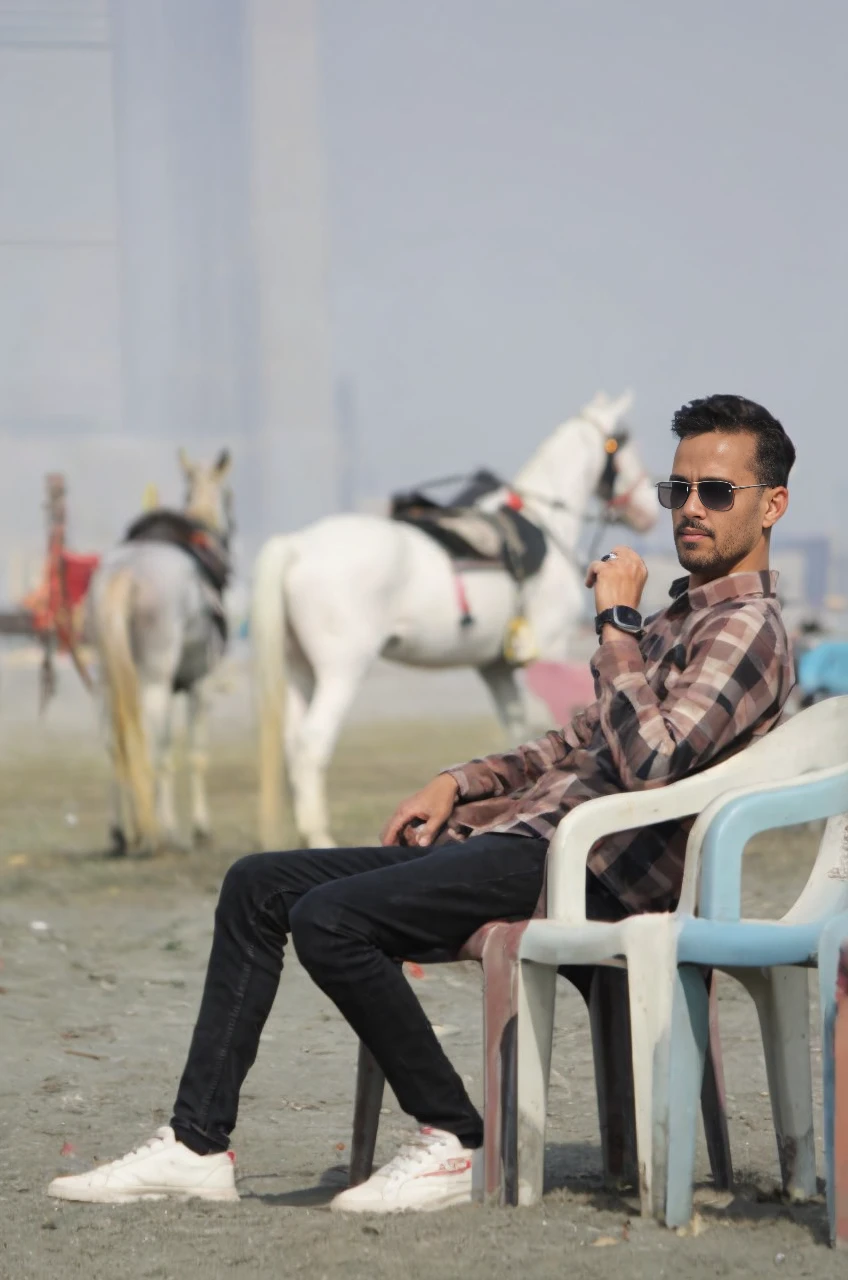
[252, 534, 295, 850]
[93, 568, 156, 848]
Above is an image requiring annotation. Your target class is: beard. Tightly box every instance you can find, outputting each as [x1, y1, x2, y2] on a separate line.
[675, 533, 721, 573]
[674, 518, 755, 576]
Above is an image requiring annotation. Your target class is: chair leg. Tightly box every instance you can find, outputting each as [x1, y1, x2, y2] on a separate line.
[816, 916, 848, 1246]
[664, 964, 710, 1228]
[514, 957, 557, 1206]
[480, 922, 526, 1204]
[588, 966, 639, 1188]
[700, 970, 734, 1191]
[349, 1040, 386, 1187]
[835, 956, 848, 1249]
[623, 913, 679, 1220]
[738, 965, 816, 1201]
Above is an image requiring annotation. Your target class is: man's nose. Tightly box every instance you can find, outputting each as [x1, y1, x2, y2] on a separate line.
[681, 484, 707, 520]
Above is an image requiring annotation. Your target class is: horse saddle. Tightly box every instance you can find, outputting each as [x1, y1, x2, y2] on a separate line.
[390, 469, 546, 583]
[123, 510, 231, 645]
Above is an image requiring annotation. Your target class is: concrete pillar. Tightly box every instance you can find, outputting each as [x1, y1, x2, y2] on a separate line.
[246, 0, 336, 539]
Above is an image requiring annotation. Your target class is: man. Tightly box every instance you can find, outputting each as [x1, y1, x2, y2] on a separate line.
[49, 394, 796, 1212]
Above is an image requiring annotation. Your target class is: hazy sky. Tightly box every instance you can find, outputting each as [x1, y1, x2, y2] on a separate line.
[320, 0, 847, 542]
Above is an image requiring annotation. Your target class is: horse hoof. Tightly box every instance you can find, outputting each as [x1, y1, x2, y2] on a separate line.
[192, 827, 213, 850]
[105, 827, 128, 859]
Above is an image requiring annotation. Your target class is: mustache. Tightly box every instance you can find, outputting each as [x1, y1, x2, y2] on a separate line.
[675, 521, 713, 538]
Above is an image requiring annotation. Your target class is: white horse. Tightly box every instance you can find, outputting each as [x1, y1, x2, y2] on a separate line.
[88, 450, 233, 854]
[252, 391, 658, 849]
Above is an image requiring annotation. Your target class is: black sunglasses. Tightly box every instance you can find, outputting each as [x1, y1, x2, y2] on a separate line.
[656, 479, 769, 513]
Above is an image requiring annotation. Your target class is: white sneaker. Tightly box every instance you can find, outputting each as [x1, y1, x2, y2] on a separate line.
[330, 1127, 480, 1214]
[47, 1127, 239, 1204]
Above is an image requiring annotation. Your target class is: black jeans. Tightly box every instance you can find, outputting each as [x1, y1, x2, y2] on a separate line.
[170, 833, 624, 1155]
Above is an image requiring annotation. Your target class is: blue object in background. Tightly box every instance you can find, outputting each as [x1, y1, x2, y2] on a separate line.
[798, 643, 848, 697]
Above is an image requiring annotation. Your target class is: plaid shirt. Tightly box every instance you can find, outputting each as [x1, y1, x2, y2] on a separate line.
[443, 570, 794, 913]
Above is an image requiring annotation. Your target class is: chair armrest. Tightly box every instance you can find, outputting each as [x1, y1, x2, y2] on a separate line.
[689, 764, 848, 923]
[546, 755, 743, 923]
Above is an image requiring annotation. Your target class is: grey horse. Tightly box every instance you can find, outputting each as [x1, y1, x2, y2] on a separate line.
[88, 449, 233, 854]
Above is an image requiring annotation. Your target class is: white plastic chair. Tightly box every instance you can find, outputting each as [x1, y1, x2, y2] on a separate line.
[508, 696, 848, 1217]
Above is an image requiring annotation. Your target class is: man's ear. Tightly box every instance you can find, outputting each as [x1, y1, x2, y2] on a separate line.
[762, 486, 789, 531]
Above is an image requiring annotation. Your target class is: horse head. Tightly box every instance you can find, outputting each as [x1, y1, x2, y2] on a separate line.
[581, 391, 658, 534]
[178, 448, 235, 544]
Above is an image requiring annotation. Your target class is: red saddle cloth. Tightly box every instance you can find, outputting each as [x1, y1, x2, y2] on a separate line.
[24, 550, 100, 646]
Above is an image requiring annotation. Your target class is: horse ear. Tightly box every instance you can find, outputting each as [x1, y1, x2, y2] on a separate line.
[214, 448, 232, 479]
[178, 448, 195, 478]
[611, 389, 635, 420]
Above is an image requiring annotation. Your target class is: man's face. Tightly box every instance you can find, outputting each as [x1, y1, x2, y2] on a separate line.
[670, 431, 772, 578]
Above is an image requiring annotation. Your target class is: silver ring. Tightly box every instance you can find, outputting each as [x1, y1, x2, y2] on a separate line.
[601, 552, 618, 562]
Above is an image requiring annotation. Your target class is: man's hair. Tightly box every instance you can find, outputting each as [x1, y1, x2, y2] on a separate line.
[671, 395, 796, 487]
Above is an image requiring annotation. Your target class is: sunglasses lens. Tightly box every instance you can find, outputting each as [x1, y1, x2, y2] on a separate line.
[698, 481, 734, 512]
[657, 481, 688, 509]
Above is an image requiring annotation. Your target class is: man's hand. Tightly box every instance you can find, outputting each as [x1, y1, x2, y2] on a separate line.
[381, 773, 459, 848]
[584, 544, 648, 614]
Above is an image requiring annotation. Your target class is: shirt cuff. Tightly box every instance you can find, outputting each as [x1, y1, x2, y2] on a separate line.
[589, 634, 645, 682]
[439, 763, 496, 801]
[440, 765, 471, 799]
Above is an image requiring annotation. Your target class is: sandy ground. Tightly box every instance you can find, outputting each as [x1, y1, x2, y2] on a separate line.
[0, 657, 844, 1279]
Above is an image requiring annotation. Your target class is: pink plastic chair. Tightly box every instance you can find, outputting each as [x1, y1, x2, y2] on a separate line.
[348, 922, 731, 1203]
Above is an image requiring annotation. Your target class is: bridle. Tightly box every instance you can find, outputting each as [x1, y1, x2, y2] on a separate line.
[517, 418, 649, 566]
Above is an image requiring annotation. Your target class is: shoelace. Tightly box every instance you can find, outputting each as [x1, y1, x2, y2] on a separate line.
[381, 1133, 447, 1177]
[106, 1128, 171, 1170]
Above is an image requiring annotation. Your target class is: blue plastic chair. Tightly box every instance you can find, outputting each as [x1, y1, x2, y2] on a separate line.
[663, 766, 848, 1227]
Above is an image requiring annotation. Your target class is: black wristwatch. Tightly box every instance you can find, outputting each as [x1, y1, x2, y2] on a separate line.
[595, 605, 643, 637]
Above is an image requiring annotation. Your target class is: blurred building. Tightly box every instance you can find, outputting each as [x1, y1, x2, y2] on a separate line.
[0, 0, 337, 599]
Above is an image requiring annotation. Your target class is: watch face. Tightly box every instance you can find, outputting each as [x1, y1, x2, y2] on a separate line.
[612, 606, 642, 631]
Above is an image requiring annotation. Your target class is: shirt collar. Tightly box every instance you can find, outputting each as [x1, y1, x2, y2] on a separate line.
[668, 570, 779, 610]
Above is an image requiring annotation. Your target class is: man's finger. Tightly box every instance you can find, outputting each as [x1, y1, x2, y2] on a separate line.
[381, 811, 407, 846]
[414, 815, 443, 848]
[585, 560, 603, 588]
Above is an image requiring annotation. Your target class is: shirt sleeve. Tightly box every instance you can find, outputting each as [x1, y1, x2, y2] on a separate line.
[442, 729, 570, 801]
[590, 603, 789, 790]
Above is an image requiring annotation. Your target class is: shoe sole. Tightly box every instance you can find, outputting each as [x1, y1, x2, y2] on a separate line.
[331, 1187, 472, 1214]
[48, 1184, 240, 1204]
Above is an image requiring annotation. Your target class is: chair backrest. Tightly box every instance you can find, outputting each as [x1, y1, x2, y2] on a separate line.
[708, 695, 848, 778]
[783, 811, 848, 926]
[677, 697, 848, 914]
[685, 763, 848, 923]
[547, 696, 848, 923]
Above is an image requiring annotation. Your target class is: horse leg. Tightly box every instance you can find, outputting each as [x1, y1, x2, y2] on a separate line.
[99, 693, 130, 855]
[284, 644, 314, 799]
[141, 679, 180, 850]
[478, 658, 528, 744]
[290, 658, 373, 848]
[186, 684, 212, 846]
